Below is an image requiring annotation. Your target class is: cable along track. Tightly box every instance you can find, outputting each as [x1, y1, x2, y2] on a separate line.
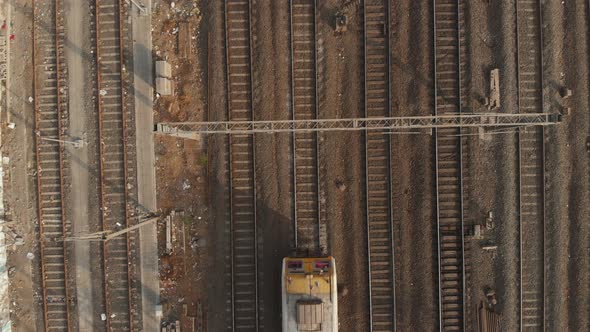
[516, 0, 546, 330]
[363, 0, 396, 331]
[33, 0, 72, 330]
[225, 0, 261, 330]
[433, 0, 467, 330]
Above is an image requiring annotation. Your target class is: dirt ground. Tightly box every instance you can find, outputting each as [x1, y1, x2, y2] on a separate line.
[151, 0, 210, 329]
[2, 0, 43, 330]
[390, 0, 439, 329]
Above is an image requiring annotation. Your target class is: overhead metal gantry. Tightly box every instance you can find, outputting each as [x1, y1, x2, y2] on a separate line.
[154, 113, 561, 138]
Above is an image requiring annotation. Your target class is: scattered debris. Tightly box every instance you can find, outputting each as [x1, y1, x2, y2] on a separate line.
[335, 179, 346, 192]
[166, 216, 172, 254]
[156, 77, 174, 96]
[338, 284, 349, 297]
[484, 69, 500, 110]
[485, 288, 497, 307]
[471, 224, 483, 240]
[560, 87, 573, 99]
[334, 13, 347, 34]
[178, 22, 192, 58]
[161, 320, 181, 332]
[156, 60, 172, 78]
[182, 179, 190, 190]
[481, 245, 497, 251]
[13, 235, 24, 246]
[190, 236, 206, 249]
[26, 252, 34, 260]
[99, 89, 107, 96]
[485, 211, 494, 230]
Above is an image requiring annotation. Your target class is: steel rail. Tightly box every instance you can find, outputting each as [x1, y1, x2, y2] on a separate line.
[363, 0, 396, 331]
[457, 1, 467, 330]
[433, 0, 466, 330]
[433, 2, 444, 328]
[225, 0, 259, 330]
[223, 1, 235, 329]
[94, 0, 134, 330]
[289, 0, 321, 252]
[515, 0, 546, 330]
[117, 1, 138, 328]
[386, 0, 397, 328]
[32, 0, 72, 329]
[289, 0, 297, 249]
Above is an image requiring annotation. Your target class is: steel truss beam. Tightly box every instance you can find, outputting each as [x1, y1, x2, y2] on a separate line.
[155, 113, 561, 137]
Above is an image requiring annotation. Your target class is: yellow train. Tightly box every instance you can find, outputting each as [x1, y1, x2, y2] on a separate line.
[282, 256, 338, 332]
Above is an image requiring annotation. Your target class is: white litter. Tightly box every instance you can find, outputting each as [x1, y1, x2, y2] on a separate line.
[101, 313, 107, 321]
[28, 96, 33, 103]
[100, 89, 107, 96]
[7, 123, 15, 129]
[26, 252, 34, 260]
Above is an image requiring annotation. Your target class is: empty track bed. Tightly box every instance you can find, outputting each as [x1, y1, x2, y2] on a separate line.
[95, 0, 135, 329]
[434, 0, 466, 330]
[33, 0, 71, 330]
[363, 1, 396, 331]
[290, 0, 321, 252]
[516, 0, 545, 329]
[225, 0, 260, 330]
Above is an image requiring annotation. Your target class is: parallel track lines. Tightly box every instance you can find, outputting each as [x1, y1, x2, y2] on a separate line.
[516, 0, 546, 330]
[433, 0, 466, 330]
[290, 0, 321, 252]
[95, 0, 134, 330]
[225, 0, 260, 330]
[363, 1, 396, 331]
[33, 0, 71, 330]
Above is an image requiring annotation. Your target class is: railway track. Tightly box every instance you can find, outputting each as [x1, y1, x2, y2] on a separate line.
[225, 0, 260, 330]
[290, 0, 322, 252]
[516, 0, 546, 330]
[363, 1, 396, 331]
[433, 0, 467, 330]
[32, 0, 72, 330]
[94, 0, 137, 330]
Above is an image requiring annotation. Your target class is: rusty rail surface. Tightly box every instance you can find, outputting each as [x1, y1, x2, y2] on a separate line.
[32, 0, 72, 330]
[94, 0, 136, 330]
